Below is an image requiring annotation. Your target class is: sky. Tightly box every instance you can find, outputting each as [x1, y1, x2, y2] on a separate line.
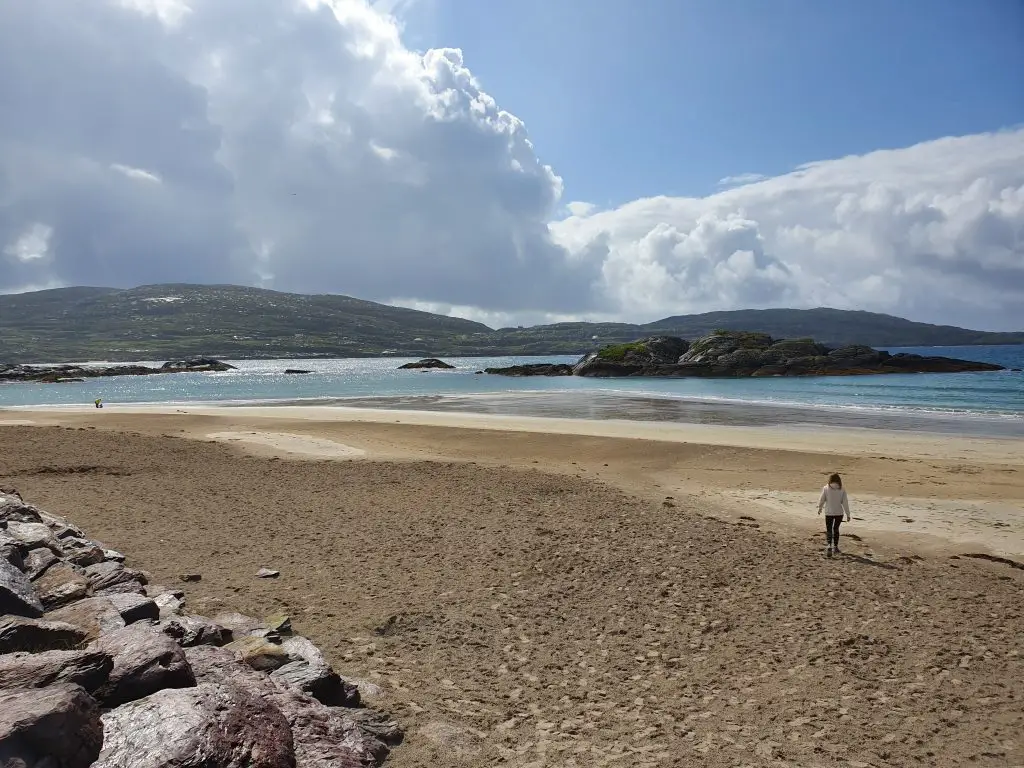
[1, 0, 1022, 331]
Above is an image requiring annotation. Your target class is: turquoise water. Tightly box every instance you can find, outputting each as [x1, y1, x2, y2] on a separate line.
[1, 345, 1021, 432]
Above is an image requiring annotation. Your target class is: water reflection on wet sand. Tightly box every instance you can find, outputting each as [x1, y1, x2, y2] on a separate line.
[251, 391, 1024, 438]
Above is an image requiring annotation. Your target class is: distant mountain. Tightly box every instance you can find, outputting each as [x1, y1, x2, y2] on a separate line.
[1, 284, 1021, 363]
[0, 284, 490, 363]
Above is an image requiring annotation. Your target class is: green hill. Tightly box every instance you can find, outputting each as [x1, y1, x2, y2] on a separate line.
[0, 284, 491, 362]
[1, 284, 1021, 363]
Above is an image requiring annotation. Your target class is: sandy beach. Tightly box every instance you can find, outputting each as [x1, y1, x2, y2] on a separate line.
[2, 406, 1023, 766]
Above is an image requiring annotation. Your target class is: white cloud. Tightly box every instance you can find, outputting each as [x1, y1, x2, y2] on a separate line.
[111, 163, 164, 183]
[553, 130, 1024, 329]
[0, 0, 1022, 331]
[4, 223, 54, 262]
[717, 173, 767, 187]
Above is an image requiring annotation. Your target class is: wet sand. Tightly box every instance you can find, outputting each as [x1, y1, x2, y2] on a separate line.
[1, 408, 1022, 767]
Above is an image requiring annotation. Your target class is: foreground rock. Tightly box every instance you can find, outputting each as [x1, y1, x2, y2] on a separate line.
[93, 624, 196, 707]
[0, 559, 43, 618]
[0, 683, 103, 768]
[95, 683, 295, 768]
[47, 597, 127, 641]
[485, 331, 1006, 378]
[0, 616, 87, 653]
[0, 491, 402, 766]
[0, 649, 113, 692]
[0, 357, 235, 384]
[397, 358, 455, 370]
[187, 645, 395, 766]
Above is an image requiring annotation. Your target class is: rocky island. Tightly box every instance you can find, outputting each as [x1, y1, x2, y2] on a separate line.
[0, 358, 235, 385]
[397, 358, 455, 370]
[484, 331, 1005, 378]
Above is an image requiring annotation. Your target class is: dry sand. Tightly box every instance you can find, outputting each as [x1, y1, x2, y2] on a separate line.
[2, 407, 1023, 767]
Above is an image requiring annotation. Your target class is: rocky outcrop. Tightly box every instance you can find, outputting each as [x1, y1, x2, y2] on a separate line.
[160, 357, 233, 372]
[485, 330, 1006, 379]
[0, 683, 104, 768]
[0, 488, 402, 766]
[0, 358, 235, 384]
[482, 363, 573, 376]
[398, 358, 455, 370]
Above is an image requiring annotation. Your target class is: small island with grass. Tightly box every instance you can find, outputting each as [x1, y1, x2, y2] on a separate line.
[484, 330, 1005, 378]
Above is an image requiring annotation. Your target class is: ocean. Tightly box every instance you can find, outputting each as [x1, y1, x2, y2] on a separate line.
[2, 345, 1022, 437]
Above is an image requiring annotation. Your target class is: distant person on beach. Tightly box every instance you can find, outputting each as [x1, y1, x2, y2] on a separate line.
[817, 473, 850, 557]
[94, 398, 103, 409]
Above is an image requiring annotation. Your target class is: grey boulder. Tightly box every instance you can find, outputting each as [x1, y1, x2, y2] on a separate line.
[0, 683, 103, 768]
[84, 561, 147, 594]
[23, 547, 59, 580]
[0, 649, 113, 693]
[94, 683, 295, 768]
[4, 520, 61, 552]
[271, 635, 357, 706]
[33, 563, 92, 611]
[105, 593, 159, 624]
[0, 492, 43, 525]
[153, 591, 185, 618]
[0, 616, 88, 653]
[93, 624, 196, 707]
[63, 539, 107, 567]
[160, 615, 231, 647]
[0, 557, 44, 618]
[46, 596, 126, 641]
[211, 611, 267, 638]
[0, 531, 24, 570]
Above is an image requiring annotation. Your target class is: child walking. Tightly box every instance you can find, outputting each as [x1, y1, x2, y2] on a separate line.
[817, 473, 850, 557]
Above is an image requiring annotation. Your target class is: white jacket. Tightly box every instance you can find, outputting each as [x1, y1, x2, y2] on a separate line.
[818, 483, 850, 518]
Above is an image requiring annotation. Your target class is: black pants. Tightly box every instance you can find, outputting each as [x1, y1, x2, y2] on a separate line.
[825, 515, 842, 547]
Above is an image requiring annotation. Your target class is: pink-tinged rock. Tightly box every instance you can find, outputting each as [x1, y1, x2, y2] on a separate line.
[94, 683, 295, 768]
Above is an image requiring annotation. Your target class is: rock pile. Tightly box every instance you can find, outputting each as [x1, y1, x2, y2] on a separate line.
[0, 488, 401, 767]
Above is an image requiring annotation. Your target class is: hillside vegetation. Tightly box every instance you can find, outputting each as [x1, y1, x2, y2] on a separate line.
[1, 284, 1021, 363]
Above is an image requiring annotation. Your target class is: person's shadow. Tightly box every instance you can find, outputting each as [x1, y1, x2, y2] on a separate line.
[838, 552, 897, 570]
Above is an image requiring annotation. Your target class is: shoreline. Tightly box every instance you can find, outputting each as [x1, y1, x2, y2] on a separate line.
[3, 387, 1022, 438]
[4, 404, 1023, 558]
[7, 401, 1024, 459]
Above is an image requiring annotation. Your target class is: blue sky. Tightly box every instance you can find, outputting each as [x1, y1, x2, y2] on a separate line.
[402, 0, 1024, 206]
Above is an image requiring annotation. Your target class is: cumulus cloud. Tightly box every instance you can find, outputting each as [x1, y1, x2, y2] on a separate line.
[0, 0, 1022, 330]
[553, 131, 1024, 329]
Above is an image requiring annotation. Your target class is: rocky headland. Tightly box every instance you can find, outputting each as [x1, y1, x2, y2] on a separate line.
[485, 330, 1006, 378]
[0, 488, 401, 766]
[0, 358, 235, 385]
